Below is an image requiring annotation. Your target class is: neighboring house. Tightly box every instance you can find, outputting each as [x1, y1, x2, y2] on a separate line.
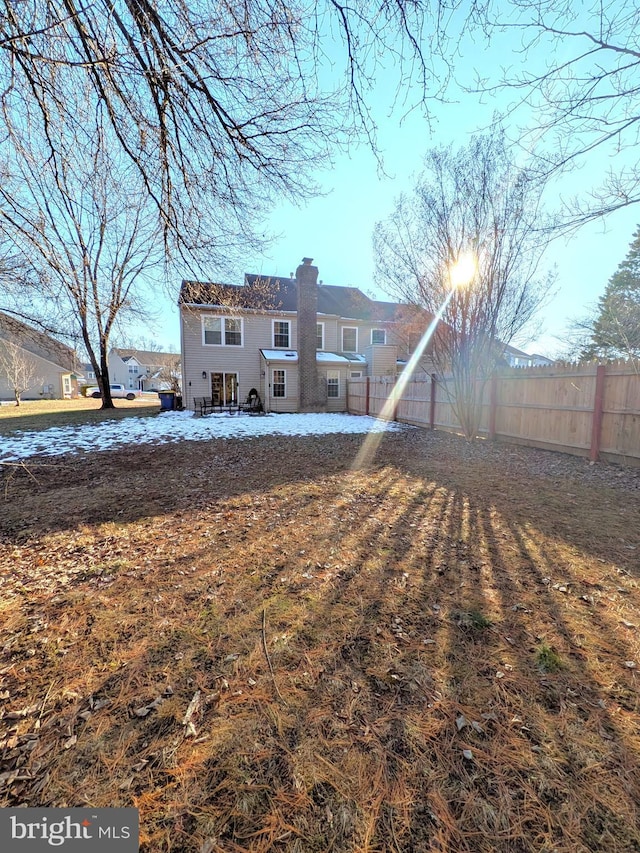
[503, 344, 553, 368]
[108, 348, 182, 392]
[82, 363, 97, 384]
[180, 257, 433, 413]
[0, 313, 82, 400]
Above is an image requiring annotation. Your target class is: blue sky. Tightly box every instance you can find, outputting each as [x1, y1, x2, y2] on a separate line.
[146, 12, 639, 359]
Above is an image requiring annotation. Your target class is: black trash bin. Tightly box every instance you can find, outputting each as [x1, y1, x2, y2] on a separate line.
[158, 391, 176, 411]
[176, 395, 183, 410]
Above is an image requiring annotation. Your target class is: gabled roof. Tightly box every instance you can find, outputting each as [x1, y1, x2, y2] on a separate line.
[503, 343, 532, 359]
[180, 276, 404, 323]
[111, 348, 179, 365]
[0, 312, 78, 372]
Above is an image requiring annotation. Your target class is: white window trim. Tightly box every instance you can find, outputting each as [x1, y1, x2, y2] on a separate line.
[327, 369, 340, 398]
[272, 368, 287, 398]
[316, 321, 325, 351]
[350, 370, 363, 379]
[272, 318, 291, 349]
[201, 314, 244, 347]
[342, 326, 358, 353]
[371, 328, 386, 345]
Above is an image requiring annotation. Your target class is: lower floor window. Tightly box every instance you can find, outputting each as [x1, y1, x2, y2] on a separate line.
[272, 369, 286, 398]
[327, 370, 340, 398]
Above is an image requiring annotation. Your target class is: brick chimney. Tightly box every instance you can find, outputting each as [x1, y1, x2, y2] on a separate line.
[296, 257, 325, 412]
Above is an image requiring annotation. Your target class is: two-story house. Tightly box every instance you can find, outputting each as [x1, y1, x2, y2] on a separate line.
[180, 257, 428, 413]
[502, 344, 553, 368]
[108, 348, 182, 392]
[0, 312, 82, 400]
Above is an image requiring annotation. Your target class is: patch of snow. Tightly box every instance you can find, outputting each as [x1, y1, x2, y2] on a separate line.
[0, 412, 407, 462]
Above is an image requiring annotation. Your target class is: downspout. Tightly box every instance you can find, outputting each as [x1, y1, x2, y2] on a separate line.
[179, 307, 188, 409]
[264, 356, 270, 413]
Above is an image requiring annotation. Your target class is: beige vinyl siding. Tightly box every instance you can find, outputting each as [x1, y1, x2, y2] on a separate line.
[260, 357, 299, 412]
[323, 320, 394, 356]
[324, 365, 348, 412]
[317, 316, 339, 351]
[181, 308, 296, 409]
[364, 345, 398, 377]
[0, 342, 69, 400]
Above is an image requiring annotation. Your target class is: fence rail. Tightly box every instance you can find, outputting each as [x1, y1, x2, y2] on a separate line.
[348, 363, 640, 465]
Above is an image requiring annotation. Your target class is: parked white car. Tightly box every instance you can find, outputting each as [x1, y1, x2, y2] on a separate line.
[86, 383, 137, 400]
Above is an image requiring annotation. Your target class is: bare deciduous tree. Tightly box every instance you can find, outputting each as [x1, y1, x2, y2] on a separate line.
[155, 355, 182, 394]
[374, 130, 555, 439]
[458, 1, 640, 225]
[0, 1, 442, 261]
[0, 339, 41, 405]
[0, 96, 164, 408]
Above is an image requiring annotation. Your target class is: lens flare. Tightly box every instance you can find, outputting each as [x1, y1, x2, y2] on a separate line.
[352, 286, 458, 470]
[449, 252, 477, 289]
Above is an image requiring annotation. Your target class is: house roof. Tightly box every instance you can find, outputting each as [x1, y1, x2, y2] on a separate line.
[260, 349, 367, 364]
[503, 344, 552, 363]
[503, 343, 533, 359]
[0, 312, 78, 373]
[111, 348, 179, 365]
[180, 276, 403, 323]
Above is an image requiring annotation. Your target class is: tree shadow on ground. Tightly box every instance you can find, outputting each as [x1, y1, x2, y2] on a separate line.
[1, 431, 638, 851]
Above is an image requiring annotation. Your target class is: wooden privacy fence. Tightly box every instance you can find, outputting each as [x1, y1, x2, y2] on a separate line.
[347, 363, 640, 465]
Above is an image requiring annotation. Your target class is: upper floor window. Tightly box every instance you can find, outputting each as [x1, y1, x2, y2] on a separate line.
[342, 326, 358, 353]
[202, 315, 243, 346]
[371, 329, 386, 345]
[316, 322, 325, 351]
[273, 320, 290, 348]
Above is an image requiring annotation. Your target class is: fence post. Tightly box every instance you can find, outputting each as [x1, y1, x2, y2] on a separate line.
[488, 374, 498, 441]
[590, 364, 606, 462]
[365, 376, 370, 416]
[430, 373, 437, 430]
[392, 376, 400, 422]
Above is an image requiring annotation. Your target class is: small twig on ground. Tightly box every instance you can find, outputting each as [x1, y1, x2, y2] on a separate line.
[262, 607, 286, 704]
[2, 460, 40, 499]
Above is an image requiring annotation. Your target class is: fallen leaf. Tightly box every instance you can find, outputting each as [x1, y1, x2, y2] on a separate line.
[456, 714, 468, 731]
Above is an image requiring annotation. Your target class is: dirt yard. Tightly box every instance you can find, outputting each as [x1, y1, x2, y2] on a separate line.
[1, 428, 639, 852]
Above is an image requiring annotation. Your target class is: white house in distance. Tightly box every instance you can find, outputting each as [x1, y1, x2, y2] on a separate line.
[503, 343, 553, 368]
[107, 348, 182, 392]
[179, 257, 431, 413]
[0, 312, 81, 400]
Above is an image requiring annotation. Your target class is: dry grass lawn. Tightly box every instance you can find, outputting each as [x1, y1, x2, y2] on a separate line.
[0, 397, 160, 435]
[1, 427, 639, 852]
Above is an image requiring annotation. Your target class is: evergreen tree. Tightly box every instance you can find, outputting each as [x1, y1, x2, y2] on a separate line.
[584, 228, 640, 360]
